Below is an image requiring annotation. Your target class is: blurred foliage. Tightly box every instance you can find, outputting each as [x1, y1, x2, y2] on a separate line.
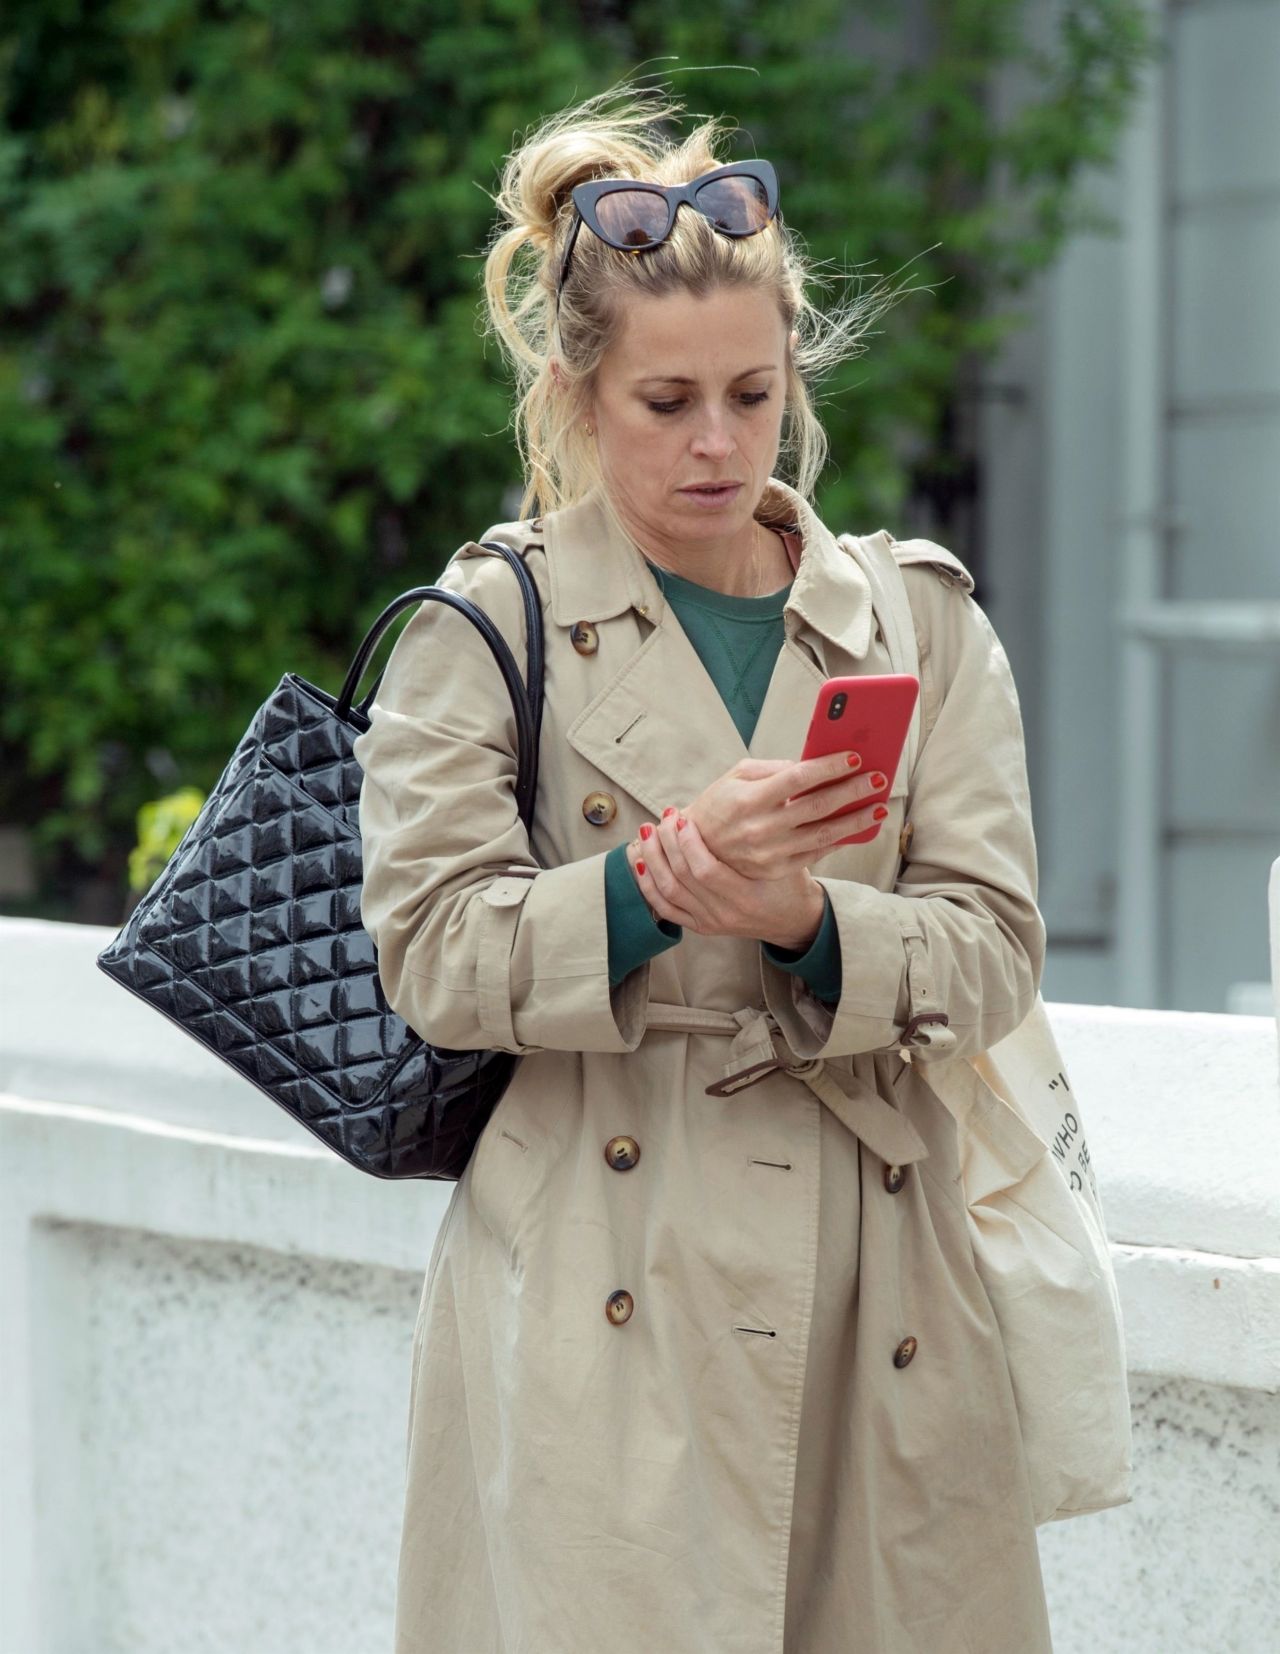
[127, 783, 205, 892]
[0, 0, 1159, 908]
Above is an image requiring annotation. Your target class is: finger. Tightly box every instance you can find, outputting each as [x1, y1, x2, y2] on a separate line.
[656, 808, 696, 888]
[625, 835, 670, 922]
[654, 815, 727, 932]
[673, 811, 737, 888]
[732, 758, 793, 781]
[661, 809, 731, 902]
[630, 835, 700, 927]
[627, 830, 671, 893]
[794, 796, 890, 857]
[784, 766, 886, 829]
[781, 747, 865, 808]
[629, 825, 678, 905]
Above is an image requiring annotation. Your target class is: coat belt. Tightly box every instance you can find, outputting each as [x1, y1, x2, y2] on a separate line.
[643, 1001, 929, 1169]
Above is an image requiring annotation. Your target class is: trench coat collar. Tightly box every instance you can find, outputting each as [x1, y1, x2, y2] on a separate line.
[542, 474, 875, 663]
[532, 474, 880, 822]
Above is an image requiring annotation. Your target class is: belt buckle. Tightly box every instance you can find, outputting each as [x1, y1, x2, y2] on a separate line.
[705, 1056, 781, 1097]
[900, 1010, 950, 1046]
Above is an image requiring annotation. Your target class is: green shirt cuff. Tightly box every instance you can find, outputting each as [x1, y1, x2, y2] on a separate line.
[605, 841, 682, 987]
[761, 889, 842, 1006]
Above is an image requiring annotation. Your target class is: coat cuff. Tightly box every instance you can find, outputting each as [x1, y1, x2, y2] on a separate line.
[760, 877, 971, 1061]
[400, 851, 659, 1056]
[604, 841, 682, 986]
[760, 887, 841, 1005]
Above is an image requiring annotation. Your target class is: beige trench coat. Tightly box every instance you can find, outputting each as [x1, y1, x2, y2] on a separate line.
[354, 475, 1055, 1654]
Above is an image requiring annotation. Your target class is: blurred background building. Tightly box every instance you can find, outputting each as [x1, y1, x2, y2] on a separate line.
[979, 0, 1280, 1017]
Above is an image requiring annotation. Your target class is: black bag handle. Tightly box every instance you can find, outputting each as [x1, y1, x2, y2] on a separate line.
[335, 540, 546, 830]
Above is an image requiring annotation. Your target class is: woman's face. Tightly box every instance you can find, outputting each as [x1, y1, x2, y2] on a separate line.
[579, 286, 793, 555]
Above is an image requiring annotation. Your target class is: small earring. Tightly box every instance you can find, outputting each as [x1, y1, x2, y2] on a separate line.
[583, 422, 593, 436]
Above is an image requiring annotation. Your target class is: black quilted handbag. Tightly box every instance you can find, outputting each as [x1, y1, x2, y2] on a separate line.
[96, 541, 545, 1181]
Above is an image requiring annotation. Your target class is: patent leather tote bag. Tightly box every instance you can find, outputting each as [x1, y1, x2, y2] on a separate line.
[840, 530, 1134, 1527]
[96, 541, 545, 1182]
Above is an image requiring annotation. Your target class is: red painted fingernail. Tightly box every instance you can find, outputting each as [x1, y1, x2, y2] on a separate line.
[636, 859, 646, 876]
[847, 754, 861, 768]
[639, 823, 653, 840]
[873, 806, 888, 820]
[662, 806, 676, 818]
[676, 817, 687, 830]
[871, 773, 886, 789]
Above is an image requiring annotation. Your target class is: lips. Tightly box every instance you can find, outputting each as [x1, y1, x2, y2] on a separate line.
[682, 483, 741, 493]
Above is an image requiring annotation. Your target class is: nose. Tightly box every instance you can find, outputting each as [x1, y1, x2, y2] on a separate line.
[690, 413, 735, 460]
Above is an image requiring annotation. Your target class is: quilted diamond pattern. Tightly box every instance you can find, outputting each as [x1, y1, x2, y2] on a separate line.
[96, 670, 518, 1181]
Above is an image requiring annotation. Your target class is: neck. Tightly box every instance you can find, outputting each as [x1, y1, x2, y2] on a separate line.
[637, 517, 791, 598]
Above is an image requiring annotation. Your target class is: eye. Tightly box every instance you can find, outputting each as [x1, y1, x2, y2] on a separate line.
[646, 391, 771, 416]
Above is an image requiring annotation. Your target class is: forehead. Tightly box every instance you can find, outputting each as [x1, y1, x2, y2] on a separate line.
[608, 288, 784, 378]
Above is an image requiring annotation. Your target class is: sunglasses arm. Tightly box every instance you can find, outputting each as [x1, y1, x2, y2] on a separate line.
[555, 211, 584, 319]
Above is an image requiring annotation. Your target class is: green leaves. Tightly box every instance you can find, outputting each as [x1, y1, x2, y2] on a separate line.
[128, 786, 206, 894]
[0, 0, 1158, 906]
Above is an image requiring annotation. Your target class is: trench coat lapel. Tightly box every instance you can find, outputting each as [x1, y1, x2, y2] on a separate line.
[545, 476, 876, 819]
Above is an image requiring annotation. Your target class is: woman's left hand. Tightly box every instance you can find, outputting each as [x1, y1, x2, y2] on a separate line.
[625, 809, 823, 948]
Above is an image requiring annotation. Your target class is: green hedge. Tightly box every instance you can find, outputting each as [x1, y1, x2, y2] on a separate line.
[0, 0, 1158, 910]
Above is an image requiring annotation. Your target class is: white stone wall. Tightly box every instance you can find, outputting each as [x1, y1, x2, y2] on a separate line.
[2, 908, 1277, 1654]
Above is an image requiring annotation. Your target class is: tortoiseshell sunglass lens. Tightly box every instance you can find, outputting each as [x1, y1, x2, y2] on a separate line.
[595, 189, 671, 248]
[693, 172, 771, 233]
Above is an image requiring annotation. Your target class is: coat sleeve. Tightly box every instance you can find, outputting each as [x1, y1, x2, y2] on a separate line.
[352, 547, 653, 1056]
[760, 566, 1046, 1062]
[761, 891, 842, 1006]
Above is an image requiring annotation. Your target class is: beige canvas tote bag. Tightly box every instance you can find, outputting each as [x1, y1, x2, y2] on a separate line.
[839, 530, 1135, 1526]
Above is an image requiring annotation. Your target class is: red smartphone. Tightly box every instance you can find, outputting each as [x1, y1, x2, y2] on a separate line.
[793, 674, 919, 846]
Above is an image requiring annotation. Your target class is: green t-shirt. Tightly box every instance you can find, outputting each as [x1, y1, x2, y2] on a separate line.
[605, 548, 841, 1005]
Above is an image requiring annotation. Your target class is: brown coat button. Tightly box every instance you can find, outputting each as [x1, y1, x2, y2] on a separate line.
[893, 1335, 918, 1368]
[604, 1135, 640, 1170]
[570, 620, 599, 655]
[883, 1163, 906, 1194]
[582, 791, 616, 826]
[605, 1289, 634, 1325]
[899, 820, 914, 858]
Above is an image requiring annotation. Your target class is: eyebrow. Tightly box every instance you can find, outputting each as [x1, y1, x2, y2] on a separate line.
[633, 364, 778, 386]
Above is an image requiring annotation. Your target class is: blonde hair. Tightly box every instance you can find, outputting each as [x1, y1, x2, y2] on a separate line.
[478, 74, 922, 523]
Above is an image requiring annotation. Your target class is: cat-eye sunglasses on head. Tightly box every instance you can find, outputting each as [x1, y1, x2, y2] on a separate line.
[554, 159, 781, 321]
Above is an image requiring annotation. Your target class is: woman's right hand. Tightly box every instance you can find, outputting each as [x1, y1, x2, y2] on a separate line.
[679, 751, 890, 880]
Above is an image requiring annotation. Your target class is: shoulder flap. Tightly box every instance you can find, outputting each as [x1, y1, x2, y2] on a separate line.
[887, 534, 975, 595]
[454, 517, 543, 565]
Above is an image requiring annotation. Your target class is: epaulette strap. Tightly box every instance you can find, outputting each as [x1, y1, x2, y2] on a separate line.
[457, 521, 540, 564]
[887, 534, 975, 595]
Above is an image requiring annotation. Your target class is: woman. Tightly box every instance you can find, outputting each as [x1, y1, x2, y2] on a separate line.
[354, 82, 1054, 1654]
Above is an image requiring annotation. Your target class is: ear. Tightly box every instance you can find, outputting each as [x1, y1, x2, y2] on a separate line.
[789, 328, 798, 350]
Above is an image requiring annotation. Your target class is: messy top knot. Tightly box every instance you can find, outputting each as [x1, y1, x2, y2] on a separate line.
[478, 73, 912, 522]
